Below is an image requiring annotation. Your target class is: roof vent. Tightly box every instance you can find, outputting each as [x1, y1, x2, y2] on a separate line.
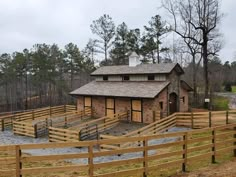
[129, 52, 141, 67]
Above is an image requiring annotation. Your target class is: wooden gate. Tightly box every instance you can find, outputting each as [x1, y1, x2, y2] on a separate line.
[84, 97, 92, 108]
[131, 99, 142, 122]
[106, 98, 115, 116]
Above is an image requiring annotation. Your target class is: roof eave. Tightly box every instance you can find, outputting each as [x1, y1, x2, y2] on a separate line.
[90, 72, 170, 76]
[69, 93, 154, 99]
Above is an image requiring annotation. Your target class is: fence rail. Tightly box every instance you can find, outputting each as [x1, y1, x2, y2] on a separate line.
[176, 110, 236, 128]
[0, 105, 77, 131]
[0, 124, 236, 177]
[13, 107, 92, 138]
[48, 112, 128, 142]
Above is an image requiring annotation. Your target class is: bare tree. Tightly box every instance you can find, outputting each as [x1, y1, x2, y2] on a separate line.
[163, 0, 222, 105]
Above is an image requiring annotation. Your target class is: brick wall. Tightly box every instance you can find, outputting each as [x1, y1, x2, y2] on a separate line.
[142, 99, 153, 123]
[179, 87, 189, 112]
[76, 86, 188, 123]
[115, 97, 131, 121]
[92, 97, 105, 117]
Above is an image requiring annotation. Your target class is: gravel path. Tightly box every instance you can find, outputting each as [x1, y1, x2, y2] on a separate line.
[0, 127, 190, 164]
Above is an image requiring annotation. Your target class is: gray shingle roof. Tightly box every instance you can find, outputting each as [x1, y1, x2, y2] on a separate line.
[70, 81, 170, 98]
[91, 63, 183, 76]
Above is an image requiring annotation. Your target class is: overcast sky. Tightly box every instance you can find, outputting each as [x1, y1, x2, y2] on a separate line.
[0, 0, 235, 62]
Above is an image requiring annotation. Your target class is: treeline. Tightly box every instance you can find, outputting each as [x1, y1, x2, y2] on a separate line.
[0, 0, 230, 111]
[183, 57, 236, 107]
[0, 13, 172, 112]
[0, 43, 95, 111]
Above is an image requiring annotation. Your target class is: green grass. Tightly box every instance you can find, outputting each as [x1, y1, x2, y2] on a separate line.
[212, 96, 229, 111]
[232, 86, 236, 93]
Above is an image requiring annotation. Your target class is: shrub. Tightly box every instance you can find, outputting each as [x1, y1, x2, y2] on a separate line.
[224, 83, 232, 92]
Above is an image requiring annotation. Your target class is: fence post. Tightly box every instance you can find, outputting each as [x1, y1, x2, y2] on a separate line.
[143, 137, 148, 177]
[45, 118, 48, 128]
[15, 145, 22, 177]
[88, 144, 94, 177]
[226, 111, 229, 124]
[50, 106, 52, 116]
[191, 112, 194, 129]
[209, 111, 212, 127]
[34, 124, 38, 138]
[32, 110, 35, 120]
[64, 104, 66, 113]
[211, 128, 216, 163]
[234, 126, 236, 157]
[152, 111, 156, 122]
[138, 131, 141, 146]
[182, 132, 188, 172]
[65, 116, 67, 128]
[1, 119, 4, 131]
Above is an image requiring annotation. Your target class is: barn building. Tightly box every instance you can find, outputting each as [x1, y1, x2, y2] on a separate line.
[70, 53, 192, 123]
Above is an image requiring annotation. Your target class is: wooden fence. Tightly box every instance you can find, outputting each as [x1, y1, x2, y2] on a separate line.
[13, 107, 92, 138]
[0, 124, 235, 177]
[48, 112, 128, 142]
[0, 105, 77, 131]
[176, 110, 236, 128]
[100, 113, 176, 150]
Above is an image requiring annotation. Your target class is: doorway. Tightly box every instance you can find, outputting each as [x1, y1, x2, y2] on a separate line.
[169, 93, 177, 115]
[106, 98, 115, 116]
[131, 99, 142, 122]
[84, 96, 92, 108]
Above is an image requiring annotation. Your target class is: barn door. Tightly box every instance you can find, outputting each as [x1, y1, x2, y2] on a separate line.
[106, 98, 115, 116]
[84, 96, 92, 108]
[131, 99, 142, 122]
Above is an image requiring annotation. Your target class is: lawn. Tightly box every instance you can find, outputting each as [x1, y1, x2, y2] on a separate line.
[232, 85, 236, 93]
[212, 96, 229, 110]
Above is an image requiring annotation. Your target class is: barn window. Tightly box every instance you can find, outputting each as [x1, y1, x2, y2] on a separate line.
[103, 76, 108, 81]
[148, 75, 155, 81]
[182, 97, 185, 103]
[123, 75, 130, 81]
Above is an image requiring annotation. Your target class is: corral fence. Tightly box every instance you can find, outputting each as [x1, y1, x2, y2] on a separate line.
[100, 113, 176, 150]
[12, 107, 93, 138]
[0, 105, 77, 131]
[99, 110, 236, 150]
[48, 112, 128, 142]
[0, 124, 236, 177]
[176, 110, 236, 128]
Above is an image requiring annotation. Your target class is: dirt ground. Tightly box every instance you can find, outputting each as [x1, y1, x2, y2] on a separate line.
[173, 157, 236, 177]
[102, 121, 147, 136]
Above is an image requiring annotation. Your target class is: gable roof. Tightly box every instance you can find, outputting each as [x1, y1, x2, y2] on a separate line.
[70, 81, 170, 99]
[181, 80, 193, 91]
[91, 63, 184, 76]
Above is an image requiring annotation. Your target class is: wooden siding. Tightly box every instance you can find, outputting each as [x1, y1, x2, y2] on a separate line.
[95, 74, 166, 82]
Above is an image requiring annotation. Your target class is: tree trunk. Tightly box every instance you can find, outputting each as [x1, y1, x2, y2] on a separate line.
[203, 34, 209, 108]
[105, 43, 108, 62]
[5, 83, 9, 111]
[25, 74, 28, 110]
[156, 35, 160, 64]
[192, 56, 197, 106]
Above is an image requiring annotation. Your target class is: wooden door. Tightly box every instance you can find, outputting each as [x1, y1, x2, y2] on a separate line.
[84, 97, 92, 108]
[106, 98, 115, 116]
[131, 100, 142, 122]
[169, 93, 177, 115]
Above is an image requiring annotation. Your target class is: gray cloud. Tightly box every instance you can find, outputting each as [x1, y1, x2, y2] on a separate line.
[0, 0, 235, 61]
